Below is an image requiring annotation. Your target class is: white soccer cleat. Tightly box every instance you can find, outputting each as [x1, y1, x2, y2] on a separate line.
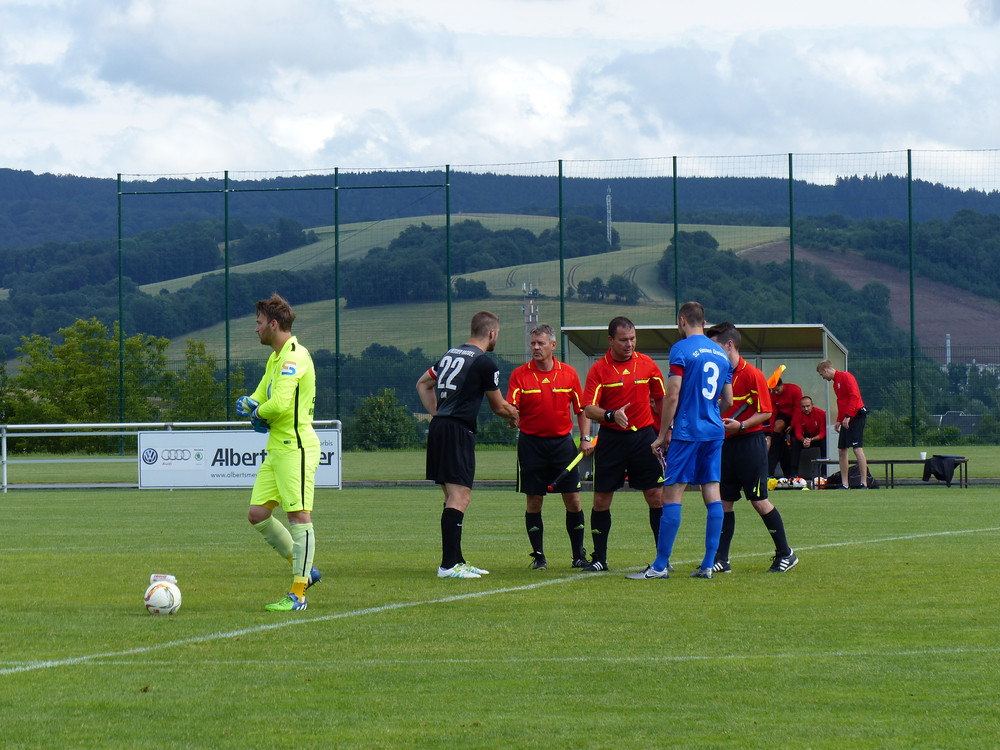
[459, 562, 489, 576]
[437, 564, 481, 579]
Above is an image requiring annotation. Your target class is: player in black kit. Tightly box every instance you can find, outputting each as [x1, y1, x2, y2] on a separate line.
[417, 311, 519, 578]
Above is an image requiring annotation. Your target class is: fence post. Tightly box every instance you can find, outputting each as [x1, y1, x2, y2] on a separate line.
[908, 149, 917, 446]
[672, 156, 679, 317]
[788, 153, 796, 323]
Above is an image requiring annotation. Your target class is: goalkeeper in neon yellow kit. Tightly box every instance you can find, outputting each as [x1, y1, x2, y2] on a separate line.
[237, 293, 321, 612]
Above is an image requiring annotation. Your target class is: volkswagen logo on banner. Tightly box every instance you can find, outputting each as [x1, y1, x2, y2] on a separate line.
[161, 449, 192, 461]
[141, 448, 158, 465]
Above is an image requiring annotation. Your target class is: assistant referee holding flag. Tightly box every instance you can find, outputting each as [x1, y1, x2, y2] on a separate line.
[507, 324, 594, 570]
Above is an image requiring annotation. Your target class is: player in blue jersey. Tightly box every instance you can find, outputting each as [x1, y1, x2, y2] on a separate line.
[628, 301, 732, 581]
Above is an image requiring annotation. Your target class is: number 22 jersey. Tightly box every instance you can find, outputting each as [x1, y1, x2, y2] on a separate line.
[427, 344, 501, 432]
[668, 334, 732, 442]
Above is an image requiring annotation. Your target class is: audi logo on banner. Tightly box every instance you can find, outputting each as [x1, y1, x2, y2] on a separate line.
[144, 448, 193, 463]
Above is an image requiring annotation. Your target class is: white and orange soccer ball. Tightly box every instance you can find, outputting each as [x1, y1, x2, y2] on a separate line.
[144, 580, 182, 615]
[814, 476, 827, 489]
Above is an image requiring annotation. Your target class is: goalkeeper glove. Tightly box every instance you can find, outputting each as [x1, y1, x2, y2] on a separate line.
[249, 408, 269, 434]
[235, 395, 259, 417]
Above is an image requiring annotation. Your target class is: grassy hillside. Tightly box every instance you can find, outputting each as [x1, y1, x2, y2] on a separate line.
[160, 216, 788, 359]
[144, 214, 787, 296]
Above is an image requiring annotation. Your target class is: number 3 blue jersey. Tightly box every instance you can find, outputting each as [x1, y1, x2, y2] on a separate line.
[668, 334, 732, 442]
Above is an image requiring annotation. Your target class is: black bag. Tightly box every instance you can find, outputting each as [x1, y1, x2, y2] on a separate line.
[826, 465, 878, 489]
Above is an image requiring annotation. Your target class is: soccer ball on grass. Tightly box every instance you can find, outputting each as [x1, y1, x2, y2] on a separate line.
[144, 580, 182, 615]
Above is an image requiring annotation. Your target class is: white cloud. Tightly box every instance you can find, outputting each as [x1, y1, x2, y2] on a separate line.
[0, 0, 996, 177]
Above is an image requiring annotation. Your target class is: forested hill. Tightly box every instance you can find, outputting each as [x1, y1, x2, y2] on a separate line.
[2, 167, 1000, 251]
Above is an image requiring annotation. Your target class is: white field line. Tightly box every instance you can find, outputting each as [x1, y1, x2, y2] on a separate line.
[3, 526, 999, 677]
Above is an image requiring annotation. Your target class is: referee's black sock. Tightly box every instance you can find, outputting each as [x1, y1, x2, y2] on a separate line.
[649, 506, 663, 545]
[566, 509, 586, 558]
[525, 511, 544, 556]
[761, 507, 791, 557]
[441, 507, 464, 570]
[590, 509, 612, 563]
[717, 510, 736, 562]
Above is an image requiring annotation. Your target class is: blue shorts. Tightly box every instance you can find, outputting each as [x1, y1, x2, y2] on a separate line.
[664, 438, 723, 486]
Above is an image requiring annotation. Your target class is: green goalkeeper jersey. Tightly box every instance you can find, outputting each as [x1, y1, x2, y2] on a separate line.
[250, 335, 319, 453]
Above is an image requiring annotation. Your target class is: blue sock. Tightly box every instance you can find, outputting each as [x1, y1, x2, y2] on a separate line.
[654, 503, 682, 570]
[702, 501, 723, 570]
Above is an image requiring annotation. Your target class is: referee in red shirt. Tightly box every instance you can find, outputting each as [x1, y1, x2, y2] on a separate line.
[580, 316, 666, 572]
[508, 324, 594, 570]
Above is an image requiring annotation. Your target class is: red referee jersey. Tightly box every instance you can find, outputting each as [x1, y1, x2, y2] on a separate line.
[583, 349, 664, 431]
[507, 359, 584, 437]
[722, 357, 772, 437]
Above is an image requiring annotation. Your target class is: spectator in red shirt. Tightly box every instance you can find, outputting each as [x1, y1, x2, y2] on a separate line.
[817, 360, 868, 489]
[789, 396, 827, 477]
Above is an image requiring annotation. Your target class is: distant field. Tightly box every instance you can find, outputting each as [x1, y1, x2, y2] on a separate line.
[159, 215, 787, 360]
[3, 444, 996, 486]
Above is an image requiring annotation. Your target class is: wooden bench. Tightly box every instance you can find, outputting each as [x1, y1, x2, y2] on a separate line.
[812, 458, 969, 489]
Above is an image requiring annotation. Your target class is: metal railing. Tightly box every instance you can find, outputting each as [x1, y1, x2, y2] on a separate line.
[1, 420, 341, 492]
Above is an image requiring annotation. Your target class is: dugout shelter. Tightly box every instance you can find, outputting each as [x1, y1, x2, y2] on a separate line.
[562, 323, 848, 473]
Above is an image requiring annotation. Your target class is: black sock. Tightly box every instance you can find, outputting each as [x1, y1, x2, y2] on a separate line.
[717, 511, 736, 561]
[526, 511, 544, 556]
[590, 509, 612, 563]
[761, 507, 790, 556]
[649, 506, 663, 544]
[441, 507, 464, 569]
[566, 510, 586, 558]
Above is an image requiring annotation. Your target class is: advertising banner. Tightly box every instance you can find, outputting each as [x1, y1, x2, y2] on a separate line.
[138, 429, 341, 489]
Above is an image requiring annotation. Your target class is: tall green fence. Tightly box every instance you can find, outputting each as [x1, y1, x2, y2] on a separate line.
[103, 151, 1000, 449]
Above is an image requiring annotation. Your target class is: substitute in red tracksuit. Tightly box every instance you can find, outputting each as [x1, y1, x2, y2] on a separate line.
[790, 396, 827, 476]
[768, 378, 802, 478]
[817, 360, 868, 489]
[507, 324, 593, 570]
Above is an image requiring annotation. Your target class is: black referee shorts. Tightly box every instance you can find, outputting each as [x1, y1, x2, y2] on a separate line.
[720, 431, 769, 503]
[516, 432, 580, 496]
[426, 416, 476, 488]
[593, 425, 663, 493]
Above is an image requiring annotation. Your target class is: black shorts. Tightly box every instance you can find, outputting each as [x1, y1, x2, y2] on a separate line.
[720, 431, 769, 503]
[593, 425, 663, 493]
[838, 412, 867, 450]
[426, 416, 476, 487]
[516, 433, 580, 495]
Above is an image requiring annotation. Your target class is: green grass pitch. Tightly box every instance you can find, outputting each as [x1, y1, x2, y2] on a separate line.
[2, 485, 999, 748]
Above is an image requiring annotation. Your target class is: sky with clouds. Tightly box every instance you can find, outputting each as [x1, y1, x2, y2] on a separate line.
[2, 0, 999, 178]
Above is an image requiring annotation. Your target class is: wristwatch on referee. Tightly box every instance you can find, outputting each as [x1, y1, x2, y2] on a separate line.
[580, 435, 592, 442]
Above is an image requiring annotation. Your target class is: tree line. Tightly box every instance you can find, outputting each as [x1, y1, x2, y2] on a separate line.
[5, 167, 1000, 253]
[0, 325, 523, 452]
[340, 217, 617, 307]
